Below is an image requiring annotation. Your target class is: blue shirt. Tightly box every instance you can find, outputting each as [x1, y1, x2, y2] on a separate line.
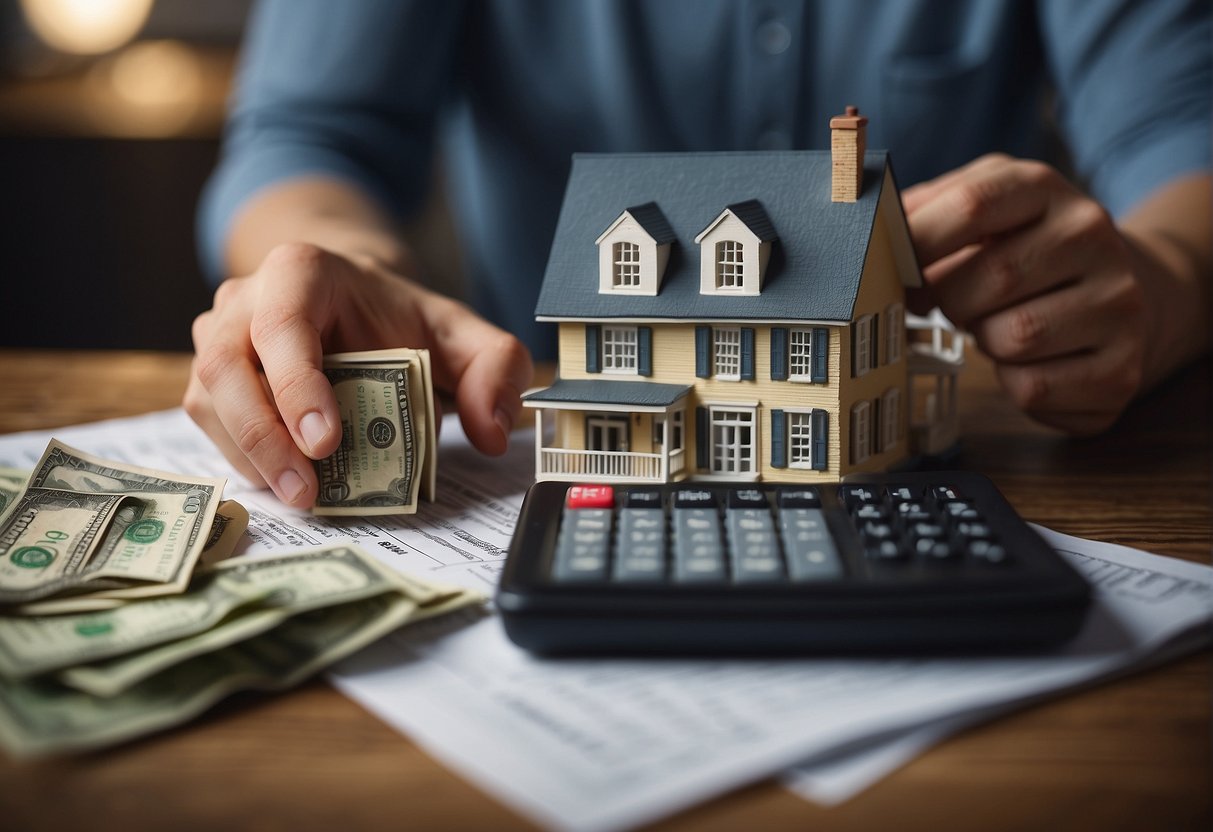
[201, 0, 1211, 359]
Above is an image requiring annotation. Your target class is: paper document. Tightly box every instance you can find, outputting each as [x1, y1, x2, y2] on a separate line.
[0, 410, 1208, 832]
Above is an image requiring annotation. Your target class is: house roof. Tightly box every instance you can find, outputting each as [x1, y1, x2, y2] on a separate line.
[535, 150, 909, 323]
[695, 199, 778, 244]
[626, 202, 677, 245]
[522, 379, 692, 408]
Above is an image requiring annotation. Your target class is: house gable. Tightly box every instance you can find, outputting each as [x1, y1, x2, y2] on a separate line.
[594, 203, 676, 296]
[693, 200, 776, 296]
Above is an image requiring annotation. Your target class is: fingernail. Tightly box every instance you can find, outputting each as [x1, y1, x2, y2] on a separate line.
[275, 469, 307, 504]
[494, 407, 513, 440]
[299, 410, 330, 455]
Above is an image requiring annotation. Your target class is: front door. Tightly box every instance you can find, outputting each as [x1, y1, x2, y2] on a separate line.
[587, 415, 629, 452]
[711, 408, 755, 474]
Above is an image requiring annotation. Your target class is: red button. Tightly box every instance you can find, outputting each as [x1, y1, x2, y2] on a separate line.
[566, 485, 615, 509]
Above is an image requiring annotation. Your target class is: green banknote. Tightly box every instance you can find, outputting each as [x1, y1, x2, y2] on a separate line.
[0, 592, 419, 757]
[314, 349, 436, 516]
[13, 439, 226, 601]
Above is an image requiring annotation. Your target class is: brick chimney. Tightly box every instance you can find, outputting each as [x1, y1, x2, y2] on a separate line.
[830, 105, 868, 202]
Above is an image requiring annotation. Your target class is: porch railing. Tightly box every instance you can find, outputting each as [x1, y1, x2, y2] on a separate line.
[537, 447, 686, 482]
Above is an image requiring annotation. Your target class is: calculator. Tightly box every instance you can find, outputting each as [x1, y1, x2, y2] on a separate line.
[496, 473, 1091, 654]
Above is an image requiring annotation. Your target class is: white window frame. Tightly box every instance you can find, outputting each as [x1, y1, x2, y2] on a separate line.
[851, 400, 871, 464]
[788, 327, 813, 381]
[854, 314, 872, 377]
[786, 409, 814, 469]
[885, 302, 903, 364]
[612, 241, 641, 288]
[601, 326, 638, 374]
[881, 388, 901, 451]
[712, 326, 741, 380]
[715, 240, 744, 290]
[710, 406, 756, 475]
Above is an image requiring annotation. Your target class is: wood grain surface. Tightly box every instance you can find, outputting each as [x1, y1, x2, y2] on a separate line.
[0, 347, 1208, 831]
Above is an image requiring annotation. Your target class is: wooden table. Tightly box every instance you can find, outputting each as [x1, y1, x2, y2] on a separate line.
[0, 348, 1209, 830]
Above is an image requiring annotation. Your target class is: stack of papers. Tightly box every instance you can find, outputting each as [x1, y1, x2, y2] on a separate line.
[1, 410, 1208, 832]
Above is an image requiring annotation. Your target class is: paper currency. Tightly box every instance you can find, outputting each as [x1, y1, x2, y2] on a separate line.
[314, 348, 437, 516]
[0, 467, 27, 522]
[13, 500, 250, 616]
[0, 544, 485, 757]
[0, 440, 226, 604]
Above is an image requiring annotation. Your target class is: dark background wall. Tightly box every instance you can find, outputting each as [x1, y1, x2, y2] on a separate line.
[0, 0, 250, 351]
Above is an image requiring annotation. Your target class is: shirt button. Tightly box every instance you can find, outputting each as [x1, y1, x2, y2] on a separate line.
[756, 19, 791, 55]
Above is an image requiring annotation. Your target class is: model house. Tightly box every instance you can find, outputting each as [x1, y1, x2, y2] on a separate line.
[523, 108, 960, 483]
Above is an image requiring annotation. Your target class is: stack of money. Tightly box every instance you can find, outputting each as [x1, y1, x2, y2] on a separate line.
[0, 440, 243, 614]
[0, 543, 484, 756]
[315, 348, 437, 515]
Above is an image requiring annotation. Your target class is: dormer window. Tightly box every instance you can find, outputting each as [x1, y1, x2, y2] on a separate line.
[595, 203, 675, 296]
[613, 242, 641, 288]
[716, 240, 744, 289]
[694, 200, 777, 296]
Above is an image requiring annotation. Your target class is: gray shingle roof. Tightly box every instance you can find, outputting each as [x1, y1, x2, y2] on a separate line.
[535, 150, 893, 322]
[523, 379, 692, 407]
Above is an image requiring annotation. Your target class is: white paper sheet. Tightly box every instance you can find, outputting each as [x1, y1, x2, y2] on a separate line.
[0, 411, 1209, 832]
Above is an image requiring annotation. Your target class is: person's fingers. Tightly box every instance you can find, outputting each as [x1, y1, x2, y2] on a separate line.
[972, 268, 1143, 365]
[248, 244, 344, 460]
[193, 320, 318, 507]
[421, 293, 533, 455]
[908, 154, 1057, 267]
[182, 365, 268, 488]
[924, 196, 1114, 326]
[995, 337, 1144, 434]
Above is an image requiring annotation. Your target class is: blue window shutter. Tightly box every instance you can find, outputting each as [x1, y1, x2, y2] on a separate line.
[870, 314, 880, 369]
[741, 327, 755, 380]
[695, 326, 711, 378]
[770, 327, 788, 380]
[811, 409, 828, 471]
[770, 409, 786, 468]
[695, 406, 710, 470]
[812, 328, 829, 383]
[638, 326, 652, 376]
[850, 323, 858, 377]
[585, 325, 601, 373]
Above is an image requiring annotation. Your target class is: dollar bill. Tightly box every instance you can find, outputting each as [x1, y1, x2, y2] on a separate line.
[12, 500, 250, 616]
[314, 348, 437, 516]
[0, 587, 481, 757]
[0, 488, 133, 603]
[11, 440, 226, 602]
[0, 468, 27, 522]
[0, 543, 422, 680]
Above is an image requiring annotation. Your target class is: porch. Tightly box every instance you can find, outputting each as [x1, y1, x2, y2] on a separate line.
[522, 379, 693, 483]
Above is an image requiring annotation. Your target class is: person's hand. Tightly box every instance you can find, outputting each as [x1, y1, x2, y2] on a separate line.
[185, 242, 533, 507]
[903, 154, 1148, 434]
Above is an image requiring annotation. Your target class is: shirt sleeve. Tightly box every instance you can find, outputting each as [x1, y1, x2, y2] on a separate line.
[1036, 0, 1212, 217]
[197, 0, 466, 281]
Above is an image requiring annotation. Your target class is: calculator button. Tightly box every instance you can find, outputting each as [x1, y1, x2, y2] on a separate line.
[614, 507, 666, 582]
[673, 488, 719, 509]
[940, 500, 981, 521]
[673, 507, 726, 582]
[967, 540, 1010, 564]
[779, 508, 843, 580]
[624, 489, 663, 509]
[931, 485, 964, 503]
[884, 486, 915, 504]
[854, 504, 889, 522]
[955, 521, 994, 540]
[553, 507, 613, 581]
[866, 539, 907, 562]
[727, 488, 769, 509]
[726, 505, 784, 582]
[915, 538, 958, 560]
[566, 485, 615, 509]
[776, 488, 821, 509]
[839, 485, 879, 511]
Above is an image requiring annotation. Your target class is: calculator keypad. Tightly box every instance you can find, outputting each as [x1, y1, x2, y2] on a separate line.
[551, 482, 1010, 585]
